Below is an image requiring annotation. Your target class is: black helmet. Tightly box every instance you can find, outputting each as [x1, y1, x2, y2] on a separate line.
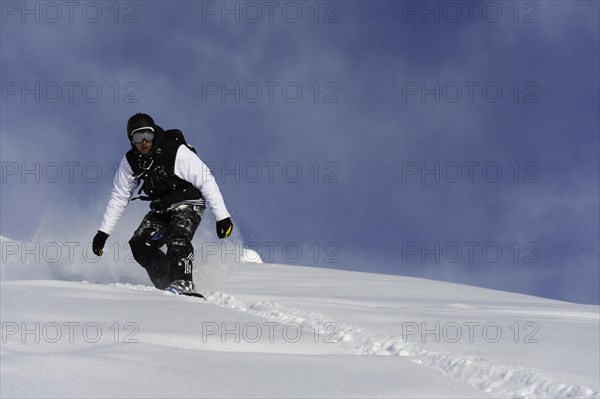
[126, 113, 155, 139]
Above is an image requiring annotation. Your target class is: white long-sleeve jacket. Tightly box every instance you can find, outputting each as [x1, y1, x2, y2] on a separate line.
[98, 145, 230, 235]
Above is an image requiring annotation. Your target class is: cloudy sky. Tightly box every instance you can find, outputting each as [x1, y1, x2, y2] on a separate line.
[1, 1, 598, 303]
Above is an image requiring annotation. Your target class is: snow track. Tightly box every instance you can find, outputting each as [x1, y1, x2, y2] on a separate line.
[208, 292, 598, 399]
[113, 283, 599, 398]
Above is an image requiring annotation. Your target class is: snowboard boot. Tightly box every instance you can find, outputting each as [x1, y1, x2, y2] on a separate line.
[165, 279, 195, 295]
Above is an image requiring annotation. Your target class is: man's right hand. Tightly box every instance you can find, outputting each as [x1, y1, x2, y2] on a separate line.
[92, 231, 109, 256]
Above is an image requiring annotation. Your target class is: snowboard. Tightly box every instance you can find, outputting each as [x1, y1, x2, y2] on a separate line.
[180, 292, 206, 299]
[164, 288, 205, 300]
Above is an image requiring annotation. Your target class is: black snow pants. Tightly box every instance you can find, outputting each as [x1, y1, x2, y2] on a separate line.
[129, 204, 204, 289]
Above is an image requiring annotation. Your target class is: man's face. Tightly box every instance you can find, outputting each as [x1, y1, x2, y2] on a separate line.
[135, 139, 153, 156]
[131, 129, 155, 156]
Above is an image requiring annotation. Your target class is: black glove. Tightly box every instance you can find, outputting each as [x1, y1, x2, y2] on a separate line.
[216, 217, 233, 239]
[92, 231, 109, 256]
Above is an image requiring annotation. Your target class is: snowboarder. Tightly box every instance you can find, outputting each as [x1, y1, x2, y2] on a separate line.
[91, 113, 233, 294]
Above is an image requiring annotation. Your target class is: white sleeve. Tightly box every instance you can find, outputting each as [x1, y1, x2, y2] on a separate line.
[174, 145, 231, 221]
[98, 156, 138, 235]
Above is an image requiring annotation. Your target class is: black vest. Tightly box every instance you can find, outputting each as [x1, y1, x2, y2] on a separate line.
[126, 128, 202, 209]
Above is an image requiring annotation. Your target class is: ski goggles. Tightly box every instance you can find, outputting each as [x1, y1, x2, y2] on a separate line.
[130, 128, 155, 143]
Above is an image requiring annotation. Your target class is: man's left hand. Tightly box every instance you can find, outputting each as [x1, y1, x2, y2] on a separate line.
[216, 217, 233, 239]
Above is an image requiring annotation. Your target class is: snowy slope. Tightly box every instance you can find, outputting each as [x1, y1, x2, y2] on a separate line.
[1, 262, 599, 398]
